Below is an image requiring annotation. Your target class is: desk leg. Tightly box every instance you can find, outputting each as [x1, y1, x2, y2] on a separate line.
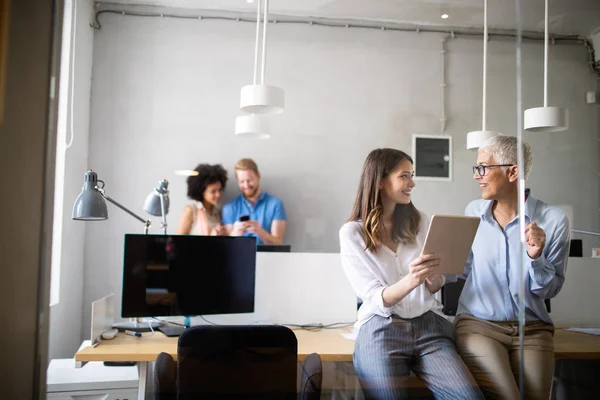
[138, 361, 148, 400]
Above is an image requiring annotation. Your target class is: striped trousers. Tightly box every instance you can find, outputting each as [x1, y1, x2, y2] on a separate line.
[354, 311, 484, 400]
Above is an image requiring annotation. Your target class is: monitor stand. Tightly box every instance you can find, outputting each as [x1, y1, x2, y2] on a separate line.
[157, 316, 192, 337]
[158, 325, 186, 337]
[113, 319, 162, 333]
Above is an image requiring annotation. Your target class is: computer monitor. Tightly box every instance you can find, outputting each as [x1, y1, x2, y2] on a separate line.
[122, 234, 257, 318]
[257, 244, 291, 253]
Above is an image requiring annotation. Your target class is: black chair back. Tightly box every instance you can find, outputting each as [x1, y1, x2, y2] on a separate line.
[442, 278, 551, 314]
[177, 325, 298, 399]
[441, 279, 465, 316]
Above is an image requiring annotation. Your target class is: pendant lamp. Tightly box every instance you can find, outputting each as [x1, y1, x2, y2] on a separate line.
[466, 0, 501, 150]
[523, 0, 568, 132]
[239, 0, 284, 115]
[235, 114, 271, 139]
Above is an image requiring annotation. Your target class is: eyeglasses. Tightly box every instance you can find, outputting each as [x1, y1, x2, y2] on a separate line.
[472, 164, 514, 176]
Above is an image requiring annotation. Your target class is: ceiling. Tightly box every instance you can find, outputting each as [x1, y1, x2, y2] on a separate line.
[100, 0, 600, 36]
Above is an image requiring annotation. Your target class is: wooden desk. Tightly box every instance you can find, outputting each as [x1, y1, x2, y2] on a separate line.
[75, 327, 600, 363]
[75, 327, 355, 400]
[75, 327, 356, 363]
[554, 329, 600, 360]
[75, 328, 600, 364]
[74, 327, 600, 400]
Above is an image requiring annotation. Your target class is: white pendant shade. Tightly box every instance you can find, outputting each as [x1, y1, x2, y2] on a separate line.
[235, 114, 271, 139]
[237, 0, 284, 120]
[240, 84, 285, 114]
[524, 106, 568, 132]
[524, 0, 568, 132]
[466, 0, 501, 150]
[466, 130, 501, 150]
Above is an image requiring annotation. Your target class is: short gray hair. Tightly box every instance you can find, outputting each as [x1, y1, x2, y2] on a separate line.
[479, 136, 533, 180]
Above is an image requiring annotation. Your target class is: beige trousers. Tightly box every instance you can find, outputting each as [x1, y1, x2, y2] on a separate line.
[455, 314, 555, 400]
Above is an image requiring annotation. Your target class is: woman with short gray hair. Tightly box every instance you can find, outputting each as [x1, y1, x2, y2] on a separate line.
[453, 136, 570, 400]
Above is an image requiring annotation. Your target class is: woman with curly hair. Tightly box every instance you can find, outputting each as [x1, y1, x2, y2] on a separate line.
[176, 164, 228, 236]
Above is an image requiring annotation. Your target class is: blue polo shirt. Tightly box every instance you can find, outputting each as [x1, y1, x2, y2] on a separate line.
[221, 192, 287, 245]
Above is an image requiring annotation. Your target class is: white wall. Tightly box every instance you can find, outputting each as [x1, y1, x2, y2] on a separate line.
[48, 0, 95, 359]
[552, 257, 600, 328]
[158, 252, 357, 327]
[79, 13, 599, 333]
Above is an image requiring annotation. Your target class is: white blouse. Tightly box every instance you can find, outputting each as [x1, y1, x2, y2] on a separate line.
[339, 212, 444, 329]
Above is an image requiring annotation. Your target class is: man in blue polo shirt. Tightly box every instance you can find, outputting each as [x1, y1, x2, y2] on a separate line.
[222, 158, 287, 245]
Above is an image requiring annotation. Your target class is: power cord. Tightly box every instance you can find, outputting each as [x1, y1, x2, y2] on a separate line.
[199, 316, 220, 325]
[147, 319, 155, 336]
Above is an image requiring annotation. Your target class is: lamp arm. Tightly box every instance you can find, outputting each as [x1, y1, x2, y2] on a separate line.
[572, 229, 600, 237]
[100, 191, 152, 232]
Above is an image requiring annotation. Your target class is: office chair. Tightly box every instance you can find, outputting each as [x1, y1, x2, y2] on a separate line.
[441, 279, 465, 316]
[154, 325, 322, 400]
[551, 359, 600, 400]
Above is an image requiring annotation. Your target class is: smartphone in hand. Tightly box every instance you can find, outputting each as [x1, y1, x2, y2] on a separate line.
[239, 215, 250, 222]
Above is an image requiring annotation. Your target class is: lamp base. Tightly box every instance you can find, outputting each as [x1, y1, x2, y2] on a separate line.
[157, 325, 187, 337]
[113, 320, 162, 333]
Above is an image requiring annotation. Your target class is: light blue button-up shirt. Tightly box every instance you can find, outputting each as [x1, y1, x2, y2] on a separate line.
[221, 192, 286, 245]
[455, 195, 570, 324]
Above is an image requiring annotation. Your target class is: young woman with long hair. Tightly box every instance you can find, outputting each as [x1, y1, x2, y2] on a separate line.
[339, 148, 483, 400]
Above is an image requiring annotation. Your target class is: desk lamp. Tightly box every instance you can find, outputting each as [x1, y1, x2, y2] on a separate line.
[143, 179, 170, 234]
[72, 169, 169, 332]
[72, 170, 160, 233]
[572, 230, 600, 237]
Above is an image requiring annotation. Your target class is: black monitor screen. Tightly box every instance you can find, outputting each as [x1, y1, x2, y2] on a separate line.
[257, 244, 291, 253]
[122, 234, 256, 318]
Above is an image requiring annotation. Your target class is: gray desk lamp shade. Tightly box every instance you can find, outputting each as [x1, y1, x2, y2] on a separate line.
[143, 179, 170, 234]
[72, 170, 153, 234]
[72, 170, 108, 220]
[144, 179, 170, 216]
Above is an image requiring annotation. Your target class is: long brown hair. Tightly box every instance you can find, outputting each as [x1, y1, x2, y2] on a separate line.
[348, 148, 421, 252]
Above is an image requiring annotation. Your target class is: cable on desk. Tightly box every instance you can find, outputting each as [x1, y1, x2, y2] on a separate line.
[199, 316, 220, 325]
[152, 316, 221, 326]
[286, 322, 355, 332]
[147, 319, 156, 336]
[152, 317, 185, 327]
[151, 317, 353, 330]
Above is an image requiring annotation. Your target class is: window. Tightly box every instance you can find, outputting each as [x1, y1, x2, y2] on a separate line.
[50, 0, 74, 306]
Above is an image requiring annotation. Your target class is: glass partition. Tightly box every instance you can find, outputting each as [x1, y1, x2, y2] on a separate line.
[73, 0, 600, 398]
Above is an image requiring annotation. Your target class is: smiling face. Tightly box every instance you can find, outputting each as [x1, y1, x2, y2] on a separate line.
[380, 159, 416, 205]
[475, 150, 517, 200]
[202, 181, 223, 207]
[235, 169, 261, 199]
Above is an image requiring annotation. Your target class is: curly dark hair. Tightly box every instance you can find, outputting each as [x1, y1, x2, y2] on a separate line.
[186, 164, 228, 202]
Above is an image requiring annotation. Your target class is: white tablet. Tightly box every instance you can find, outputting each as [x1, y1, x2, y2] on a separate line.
[421, 215, 481, 275]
